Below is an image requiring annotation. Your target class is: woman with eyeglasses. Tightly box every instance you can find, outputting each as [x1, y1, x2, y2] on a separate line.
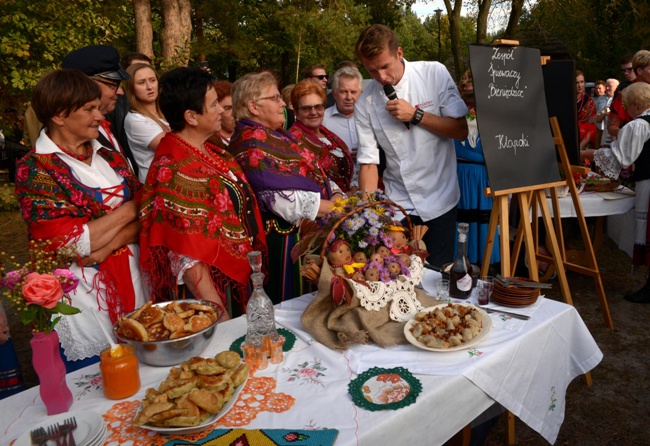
[124, 63, 170, 183]
[229, 71, 342, 303]
[289, 79, 354, 192]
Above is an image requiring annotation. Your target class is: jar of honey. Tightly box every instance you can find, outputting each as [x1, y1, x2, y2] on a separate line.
[100, 344, 141, 399]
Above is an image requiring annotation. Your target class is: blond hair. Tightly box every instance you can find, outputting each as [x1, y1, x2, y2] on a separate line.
[231, 71, 278, 121]
[622, 82, 650, 111]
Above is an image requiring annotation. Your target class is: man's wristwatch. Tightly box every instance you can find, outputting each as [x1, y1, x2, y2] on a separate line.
[411, 108, 425, 125]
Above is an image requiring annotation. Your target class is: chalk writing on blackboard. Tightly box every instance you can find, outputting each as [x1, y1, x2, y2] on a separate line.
[487, 48, 525, 99]
[469, 44, 560, 192]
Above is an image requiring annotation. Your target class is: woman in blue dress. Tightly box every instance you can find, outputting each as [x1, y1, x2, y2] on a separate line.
[454, 71, 500, 267]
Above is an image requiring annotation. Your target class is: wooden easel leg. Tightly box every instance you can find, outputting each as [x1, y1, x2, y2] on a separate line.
[517, 192, 539, 281]
[535, 190, 572, 305]
[507, 411, 516, 445]
[497, 195, 511, 277]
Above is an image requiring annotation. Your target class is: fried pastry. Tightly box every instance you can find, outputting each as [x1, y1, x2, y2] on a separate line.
[117, 318, 148, 342]
[215, 351, 241, 369]
[135, 352, 249, 428]
[163, 313, 186, 332]
[188, 388, 223, 414]
[137, 306, 165, 327]
[228, 363, 250, 387]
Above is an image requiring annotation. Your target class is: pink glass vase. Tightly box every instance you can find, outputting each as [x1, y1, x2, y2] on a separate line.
[30, 331, 73, 415]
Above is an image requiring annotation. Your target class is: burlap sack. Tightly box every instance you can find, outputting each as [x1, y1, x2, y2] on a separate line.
[300, 258, 438, 350]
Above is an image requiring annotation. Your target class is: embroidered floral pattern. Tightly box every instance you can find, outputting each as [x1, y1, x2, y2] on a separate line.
[284, 431, 310, 442]
[549, 386, 557, 411]
[468, 349, 483, 357]
[72, 372, 102, 399]
[282, 358, 327, 386]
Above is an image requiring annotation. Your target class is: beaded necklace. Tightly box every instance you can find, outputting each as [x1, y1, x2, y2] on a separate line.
[169, 132, 236, 181]
[59, 143, 93, 161]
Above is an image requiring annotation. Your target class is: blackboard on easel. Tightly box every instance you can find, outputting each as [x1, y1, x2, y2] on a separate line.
[542, 60, 580, 166]
[468, 44, 561, 192]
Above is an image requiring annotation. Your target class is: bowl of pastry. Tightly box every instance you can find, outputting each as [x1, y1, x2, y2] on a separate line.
[113, 300, 224, 366]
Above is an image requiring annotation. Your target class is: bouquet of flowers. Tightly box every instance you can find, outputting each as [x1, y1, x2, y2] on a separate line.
[294, 191, 426, 284]
[1, 240, 80, 333]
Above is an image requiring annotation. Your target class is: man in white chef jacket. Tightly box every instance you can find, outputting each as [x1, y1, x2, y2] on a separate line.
[354, 24, 468, 267]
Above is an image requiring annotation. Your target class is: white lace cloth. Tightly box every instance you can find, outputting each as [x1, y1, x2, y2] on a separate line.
[348, 255, 425, 322]
[593, 148, 622, 179]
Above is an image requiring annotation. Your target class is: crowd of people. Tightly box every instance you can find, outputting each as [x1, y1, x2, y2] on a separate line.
[4, 24, 649, 382]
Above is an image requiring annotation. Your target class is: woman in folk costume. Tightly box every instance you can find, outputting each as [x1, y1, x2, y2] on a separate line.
[594, 82, 650, 303]
[14, 70, 147, 371]
[139, 67, 267, 319]
[229, 71, 343, 303]
[289, 79, 354, 192]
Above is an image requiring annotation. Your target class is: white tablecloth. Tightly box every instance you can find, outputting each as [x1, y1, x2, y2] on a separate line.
[546, 190, 634, 218]
[0, 272, 602, 446]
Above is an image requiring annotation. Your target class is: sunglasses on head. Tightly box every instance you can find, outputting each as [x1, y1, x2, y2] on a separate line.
[311, 74, 328, 80]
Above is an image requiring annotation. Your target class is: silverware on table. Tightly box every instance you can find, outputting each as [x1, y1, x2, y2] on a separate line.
[59, 417, 77, 446]
[30, 427, 47, 446]
[47, 423, 65, 446]
[496, 275, 553, 289]
[479, 305, 531, 320]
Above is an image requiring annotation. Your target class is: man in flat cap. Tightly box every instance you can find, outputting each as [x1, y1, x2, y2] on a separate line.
[62, 45, 133, 164]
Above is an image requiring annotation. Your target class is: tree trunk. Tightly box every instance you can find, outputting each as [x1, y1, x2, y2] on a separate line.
[504, 0, 525, 39]
[444, 0, 464, 80]
[132, 0, 154, 60]
[161, 0, 193, 69]
[476, 0, 493, 44]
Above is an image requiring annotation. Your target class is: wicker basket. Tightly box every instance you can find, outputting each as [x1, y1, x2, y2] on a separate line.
[317, 199, 413, 263]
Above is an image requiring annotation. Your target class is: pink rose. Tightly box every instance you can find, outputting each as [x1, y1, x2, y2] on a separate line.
[297, 368, 318, 379]
[15, 163, 30, 183]
[2, 268, 27, 292]
[157, 167, 173, 183]
[22, 273, 63, 309]
[53, 269, 79, 293]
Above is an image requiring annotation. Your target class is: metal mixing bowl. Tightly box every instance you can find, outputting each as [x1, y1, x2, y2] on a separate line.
[112, 300, 223, 367]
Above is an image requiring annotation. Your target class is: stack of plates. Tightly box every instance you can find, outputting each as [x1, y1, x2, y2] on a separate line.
[15, 410, 107, 446]
[491, 278, 540, 307]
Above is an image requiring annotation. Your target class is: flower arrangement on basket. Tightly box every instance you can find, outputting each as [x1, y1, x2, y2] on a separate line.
[1, 240, 80, 333]
[298, 193, 439, 350]
[293, 190, 428, 287]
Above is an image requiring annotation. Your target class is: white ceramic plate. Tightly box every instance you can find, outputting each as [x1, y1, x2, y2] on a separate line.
[84, 422, 107, 446]
[14, 410, 104, 446]
[404, 303, 492, 352]
[136, 375, 248, 435]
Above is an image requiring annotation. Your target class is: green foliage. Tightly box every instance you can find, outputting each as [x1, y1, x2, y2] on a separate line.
[0, 0, 132, 135]
[523, 0, 650, 80]
[0, 184, 19, 212]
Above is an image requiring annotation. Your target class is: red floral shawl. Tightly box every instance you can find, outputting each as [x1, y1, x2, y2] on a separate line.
[139, 133, 267, 310]
[14, 147, 141, 323]
[289, 121, 354, 192]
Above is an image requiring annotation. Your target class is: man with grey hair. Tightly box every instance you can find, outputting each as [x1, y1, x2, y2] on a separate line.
[323, 66, 364, 192]
[596, 78, 620, 146]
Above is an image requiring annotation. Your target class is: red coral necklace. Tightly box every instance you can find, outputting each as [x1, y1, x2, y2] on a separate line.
[59, 143, 93, 161]
[169, 132, 236, 180]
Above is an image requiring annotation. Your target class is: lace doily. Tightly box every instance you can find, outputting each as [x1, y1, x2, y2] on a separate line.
[349, 255, 424, 322]
[348, 367, 422, 411]
[594, 148, 622, 180]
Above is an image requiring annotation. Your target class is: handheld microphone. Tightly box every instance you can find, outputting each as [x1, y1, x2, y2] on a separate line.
[383, 84, 409, 129]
